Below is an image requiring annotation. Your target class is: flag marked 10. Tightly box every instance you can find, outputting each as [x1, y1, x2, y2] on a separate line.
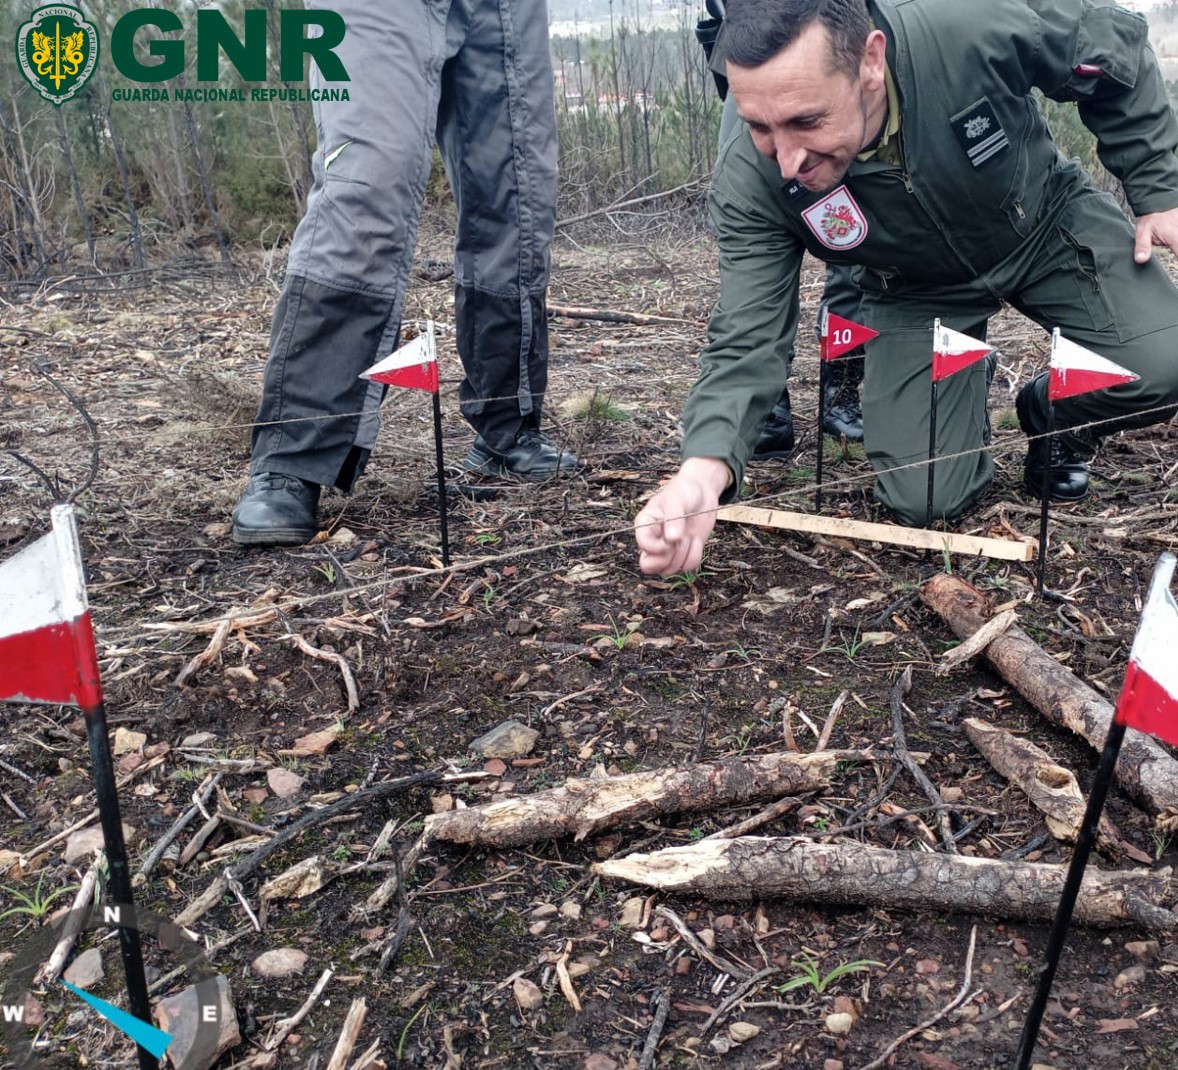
[821, 311, 878, 362]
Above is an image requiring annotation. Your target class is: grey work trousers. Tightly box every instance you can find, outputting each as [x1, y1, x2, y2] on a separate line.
[250, 0, 558, 490]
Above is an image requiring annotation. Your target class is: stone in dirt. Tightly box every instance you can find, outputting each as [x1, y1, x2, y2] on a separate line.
[513, 977, 544, 1011]
[154, 975, 239, 1070]
[64, 823, 136, 865]
[728, 1022, 760, 1043]
[583, 1055, 618, 1070]
[1125, 940, 1160, 960]
[181, 732, 217, 748]
[619, 897, 646, 928]
[825, 1012, 854, 1035]
[63, 948, 103, 988]
[282, 725, 342, 757]
[468, 720, 540, 759]
[1114, 964, 1147, 988]
[112, 727, 147, 755]
[251, 949, 308, 979]
[266, 767, 304, 798]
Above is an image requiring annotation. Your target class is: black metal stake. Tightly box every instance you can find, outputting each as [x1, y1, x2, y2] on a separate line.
[83, 701, 158, 1070]
[926, 380, 939, 529]
[815, 360, 827, 513]
[1036, 402, 1054, 593]
[1013, 716, 1127, 1070]
[432, 391, 450, 567]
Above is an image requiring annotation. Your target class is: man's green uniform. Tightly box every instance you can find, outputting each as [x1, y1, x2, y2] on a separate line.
[687, 0, 1178, 524]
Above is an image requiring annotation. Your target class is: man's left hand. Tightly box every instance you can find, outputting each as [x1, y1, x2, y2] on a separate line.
[1134, 206, 1178, 262]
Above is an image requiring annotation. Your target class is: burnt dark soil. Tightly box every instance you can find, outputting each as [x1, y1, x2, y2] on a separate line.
[2, 230, 1178, 1070]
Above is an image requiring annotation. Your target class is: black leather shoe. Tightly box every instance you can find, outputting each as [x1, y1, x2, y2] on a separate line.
[463, 429, 578, 482]
[821, 354, 865, 441]
[231, 472, 320, 546]
[1016, 374, 1090, 502]
[821, 378, 864, 441]
[753, 396, 796, 459]
[1022, 437, 1090, 501]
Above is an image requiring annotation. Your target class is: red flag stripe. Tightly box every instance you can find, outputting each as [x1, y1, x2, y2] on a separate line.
[369, 360, 439, 393]
[1115, 660, 1178, 746]
[1048, 331, 1139, 402]
[0, 506, 103, 708]
[360, 325, 440, 393]
[0, 616, 101, 707]
[1114, 553, 1178, 745]
[931, 321, 992, 383]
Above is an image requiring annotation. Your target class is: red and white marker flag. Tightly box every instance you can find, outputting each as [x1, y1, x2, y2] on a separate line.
[0, 504, 102, 708]
[361, 321, 439, 393]
[1048, 329, 1139, 402]
[1115, 553, 1178, 746]
[821, 311, 879, 361]
[931, 319, 992, 383]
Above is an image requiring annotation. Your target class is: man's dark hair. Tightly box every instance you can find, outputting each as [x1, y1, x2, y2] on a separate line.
[724, 0, 871, 78]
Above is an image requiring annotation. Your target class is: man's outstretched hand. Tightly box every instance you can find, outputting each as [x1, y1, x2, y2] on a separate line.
[634, 457, 732, 575]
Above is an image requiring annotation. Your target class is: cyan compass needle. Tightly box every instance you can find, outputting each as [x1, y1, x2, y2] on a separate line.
[59, 979, 172, 1059]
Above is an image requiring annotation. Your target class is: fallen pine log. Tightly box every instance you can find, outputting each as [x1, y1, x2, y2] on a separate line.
[424, 750, 883, 848]
[592, 836, 1176, 929]
[962, 717, 1119, 850]
[922, 574, 1178, 816]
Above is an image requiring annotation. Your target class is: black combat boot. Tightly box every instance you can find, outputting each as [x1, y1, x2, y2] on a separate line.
[1015, 372, 1090, 501]
[753, 388, 796, 459]
[822, 355, 864, 441]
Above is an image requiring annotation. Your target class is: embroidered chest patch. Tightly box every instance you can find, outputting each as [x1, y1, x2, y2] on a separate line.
[800, 186, 868, 251]
[951, 97, 1009, 167]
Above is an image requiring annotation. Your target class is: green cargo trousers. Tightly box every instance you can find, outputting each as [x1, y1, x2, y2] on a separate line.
[859, 186, 1178, 525]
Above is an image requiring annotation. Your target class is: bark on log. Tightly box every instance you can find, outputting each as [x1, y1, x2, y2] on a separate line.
[593, 836, 1176, 929]
[963, 717, 1118, 848]
[922, 574, 1178, 815]
[424, 751, 857, 848]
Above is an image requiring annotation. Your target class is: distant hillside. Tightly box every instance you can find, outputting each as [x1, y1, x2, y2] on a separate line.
[1147, 2, 1178, 82]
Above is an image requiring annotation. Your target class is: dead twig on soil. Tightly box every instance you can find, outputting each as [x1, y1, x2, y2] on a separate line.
[177, 770, 447, 927]
[936, 608, 1018, 675]
[697, 967, 782, 1038]
[555, 177, 707, 230]
[638, 988, 671, 1070]
[324, 997, 367, 1070]
[547, 302, 699, 327]
[135, 772, 223, 885]
[37, 861, 101, 983]
[265, 967, 333, 1051]
[890, 667, 957, 853]
[852, 926, 978, 1070]
[172, 605, 286, 687]
[285, 631, 360, 712]
[705, 796, 805, 840]
[815, 690, 847, 752]
[653, 905, 751, 980]
[554, 940, 582, 1013]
